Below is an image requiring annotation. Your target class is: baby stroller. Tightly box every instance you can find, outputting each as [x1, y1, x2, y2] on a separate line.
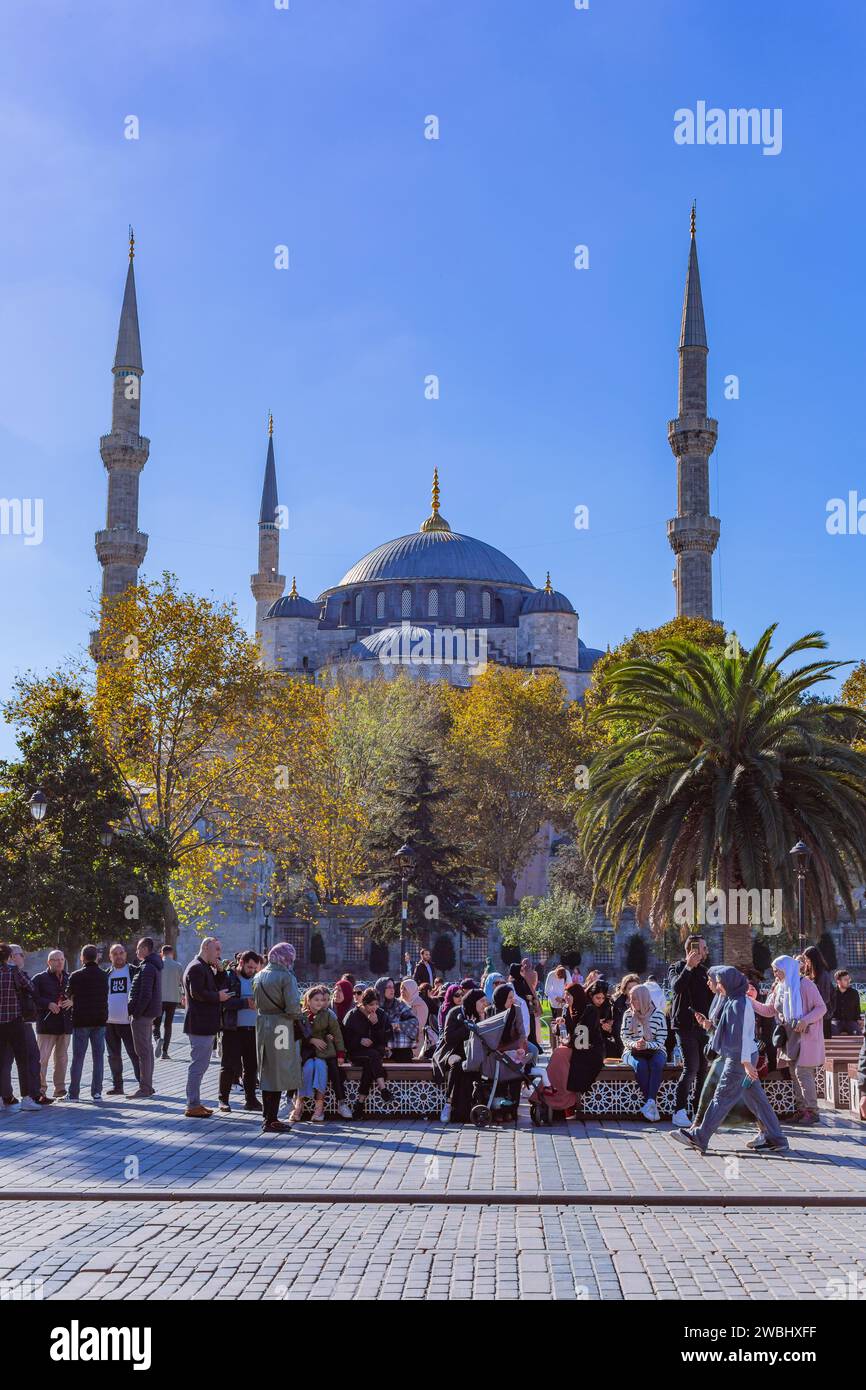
[464, 1014, 543, 1127]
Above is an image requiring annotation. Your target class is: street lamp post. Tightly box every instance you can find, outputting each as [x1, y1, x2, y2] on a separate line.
[28, 790, 48, 825]
[789, 840, 811, 954]
[395, 841, 417, 977]
[260, 898, 273, 958]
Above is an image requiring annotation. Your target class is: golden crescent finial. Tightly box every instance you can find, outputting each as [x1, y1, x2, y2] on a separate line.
[128, 225, 135, 261]
[268, 411, 274, 437]
[690, 201, 696, 238]
[431, 466, 440, 514]
[545, 571, 553, 593]
[289, 576, 298, 598]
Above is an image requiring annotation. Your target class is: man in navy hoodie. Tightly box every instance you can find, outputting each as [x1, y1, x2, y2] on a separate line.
[128, 937, 163, 1098]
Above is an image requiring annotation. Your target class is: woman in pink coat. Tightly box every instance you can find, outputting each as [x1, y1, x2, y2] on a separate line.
[751, 955, 826, 1125]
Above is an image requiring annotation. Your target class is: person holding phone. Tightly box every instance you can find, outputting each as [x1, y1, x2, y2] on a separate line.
[668, 935, 713, 1129]
[671, 966, 789, 1156]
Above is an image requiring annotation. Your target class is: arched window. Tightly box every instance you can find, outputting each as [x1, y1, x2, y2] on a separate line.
[376, 590, 385, 621]
[339, 600, 349, 627]
[526, 651, 532, 667]
[427, 588, 439, 618]
[401, 587, 412, 619]
[354, 592, 363, 623]
[455, 588, 466, 619]
[302, 655, 309, 670]
[481, 590, 491, 621]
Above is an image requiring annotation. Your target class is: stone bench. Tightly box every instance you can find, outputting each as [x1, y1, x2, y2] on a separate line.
[574, 1062, 798, 1118]
[847, 1063, 863, 1120]
[299, 1059, 800, 1119]
[822, 1039, 862, 1110]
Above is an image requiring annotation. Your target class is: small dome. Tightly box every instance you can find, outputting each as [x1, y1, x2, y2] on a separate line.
[578, 638, 605, 672]
[349, 625, 433, 661]
[521, 576, 575, 616]
[267, 580, 319, 620]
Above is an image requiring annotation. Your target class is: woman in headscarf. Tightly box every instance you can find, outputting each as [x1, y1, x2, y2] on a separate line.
[331, 975, 355, 1025]
[750, 954, 826, 1126]
[620, 983, 668, 1121]
[560, 977, 607, 1096]
[373, 977, 419, 1061]
[433, 987, 489, 1123]
[672, 966, 789, 1156]
[491, 982, 528, 1109]
[252, 942, 302, 1135]
[483, 971, 503, 1003]
[508, 963, 539, 1055]
[418, 981, 439, 1039]
[438, 982, 464, 1033]
[611, 974, 640, 1055]
[400, 978, 429, 1060]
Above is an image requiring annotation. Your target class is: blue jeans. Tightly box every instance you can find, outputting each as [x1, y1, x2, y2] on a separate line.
[627, 1048, 666, 1101]
[692, 1055, 785, 1149]
[69, 1026, 106, 1098]
[300, 1057, 327, 1097]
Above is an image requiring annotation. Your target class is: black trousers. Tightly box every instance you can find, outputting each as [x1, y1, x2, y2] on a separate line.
[219, 1028, 258, 1103]
[106, 1023, 141, 1087]
[0, 1020, 40, 1101]
[152, 1003, 178, 1050]
[674, 1029, 708, 1113]
[349, 1048, 385, 1095]
[389, 1046, 413, 1062]
[262, 1089, 295, 1124]
[325, 1056, 346, 1103]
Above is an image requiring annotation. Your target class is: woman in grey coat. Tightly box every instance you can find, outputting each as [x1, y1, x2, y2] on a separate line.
[252, 942, 302, 1134]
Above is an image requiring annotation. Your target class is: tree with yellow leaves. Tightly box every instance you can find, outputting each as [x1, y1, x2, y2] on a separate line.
[442, 667, 580, 905]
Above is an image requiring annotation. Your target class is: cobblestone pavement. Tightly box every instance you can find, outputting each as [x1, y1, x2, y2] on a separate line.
[1, 1047, 864, 1197]
[2, 1045, 865, 1299]
[1, 1199, 864, 1301]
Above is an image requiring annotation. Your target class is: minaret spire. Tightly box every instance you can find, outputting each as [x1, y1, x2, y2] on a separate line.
[91, 230, 150, 656]
[667, 206, 719, 620]
[251, 413, 286, 635]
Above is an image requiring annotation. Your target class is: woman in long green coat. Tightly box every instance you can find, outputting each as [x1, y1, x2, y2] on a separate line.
[252, 943, 302, 1134]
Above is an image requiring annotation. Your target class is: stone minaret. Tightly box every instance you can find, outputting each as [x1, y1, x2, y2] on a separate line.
[91, 229, 149, 654]
[667, 206, 720, 619]
[250, 413, 286, 634]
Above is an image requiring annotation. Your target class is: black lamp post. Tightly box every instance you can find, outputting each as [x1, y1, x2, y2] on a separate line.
[395, 840, 417, 976]
[99, 824, 114, 849]
[28, 790, 48, 825]
[260, 898, 273, 957]
[789, 840, 811, 954]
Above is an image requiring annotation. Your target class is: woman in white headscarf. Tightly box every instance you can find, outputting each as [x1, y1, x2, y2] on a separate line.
[400, 978, 430, 1060]
[620, 983, 669, 1120]
[750, 954, 826, 1125]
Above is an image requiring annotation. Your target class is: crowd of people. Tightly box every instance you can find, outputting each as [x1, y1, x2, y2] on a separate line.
[1, 933, 863, 1145]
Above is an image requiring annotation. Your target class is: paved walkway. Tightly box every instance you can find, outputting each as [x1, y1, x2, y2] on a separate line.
[2, 1044, 865, 1299]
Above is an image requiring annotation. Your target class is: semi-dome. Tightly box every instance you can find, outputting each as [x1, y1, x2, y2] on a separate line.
[348, 625, 433, 661]
[267, 577, 319, 620]
[335, 470, 533, 590]
[521, 574, 575, 616]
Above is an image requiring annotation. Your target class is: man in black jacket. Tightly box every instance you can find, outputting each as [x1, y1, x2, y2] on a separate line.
[669, 935, 712, 1129]
[218, 950, 262, 1113]
[413, 949, 434, 988]
[32, 951, 73, 1098]
[182, 938, 230, 1117]
[67, 945, 109, 1102]
[343, 989, 394, 1117]
[128, 937, 163, 1099]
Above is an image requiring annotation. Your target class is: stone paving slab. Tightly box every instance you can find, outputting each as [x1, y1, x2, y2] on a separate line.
[1, 1044, 864, 1198]
[1, 1199, 863, 1301]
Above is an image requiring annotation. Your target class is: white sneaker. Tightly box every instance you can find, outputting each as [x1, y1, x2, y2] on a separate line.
[439, 1102, 452, 1123]
[639, 1099, 655, 1121]
[672, 1107, 691, 1128]
[20, 1097, 40, 1111]
[336, 1102, 352, 1120]
[277, 1100, 292, 1121]
[649, 1099, 660, 1121]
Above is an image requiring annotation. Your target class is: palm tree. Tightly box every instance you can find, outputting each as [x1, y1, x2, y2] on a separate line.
[577, 626, 866, 963]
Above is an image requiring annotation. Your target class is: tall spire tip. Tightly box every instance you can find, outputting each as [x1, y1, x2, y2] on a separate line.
[690, 201, 696, 239]
[128, 225, 135, 261]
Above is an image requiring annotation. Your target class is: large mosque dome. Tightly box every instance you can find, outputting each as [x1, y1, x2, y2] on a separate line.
[337, 527, 533, 589]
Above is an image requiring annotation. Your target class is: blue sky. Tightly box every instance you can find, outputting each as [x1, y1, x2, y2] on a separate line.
[1, 0, 864, 756]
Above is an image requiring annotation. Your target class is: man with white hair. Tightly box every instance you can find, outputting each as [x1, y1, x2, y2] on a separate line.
[182, 937, 230, 1118]
[31, 950, 74, 1098]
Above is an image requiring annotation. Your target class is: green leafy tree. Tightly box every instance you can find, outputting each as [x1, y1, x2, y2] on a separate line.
[499, 888, 595, 960]
[578, 625, 866, 963]
[363, 747, 485, 943]
[0, 677, 161, 954]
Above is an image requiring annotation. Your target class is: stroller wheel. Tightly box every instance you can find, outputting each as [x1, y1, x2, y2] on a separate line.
[471, 1104, 493, 1128]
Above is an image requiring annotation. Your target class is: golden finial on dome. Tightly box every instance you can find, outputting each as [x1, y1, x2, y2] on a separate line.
[690, 201, 696, 239]
[128, 225, 135, 261]
[268, 411, 274, 437]
[289, 576, 298, 599]
[544, 571, 553, 593]
[419, 466, 451, 533]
